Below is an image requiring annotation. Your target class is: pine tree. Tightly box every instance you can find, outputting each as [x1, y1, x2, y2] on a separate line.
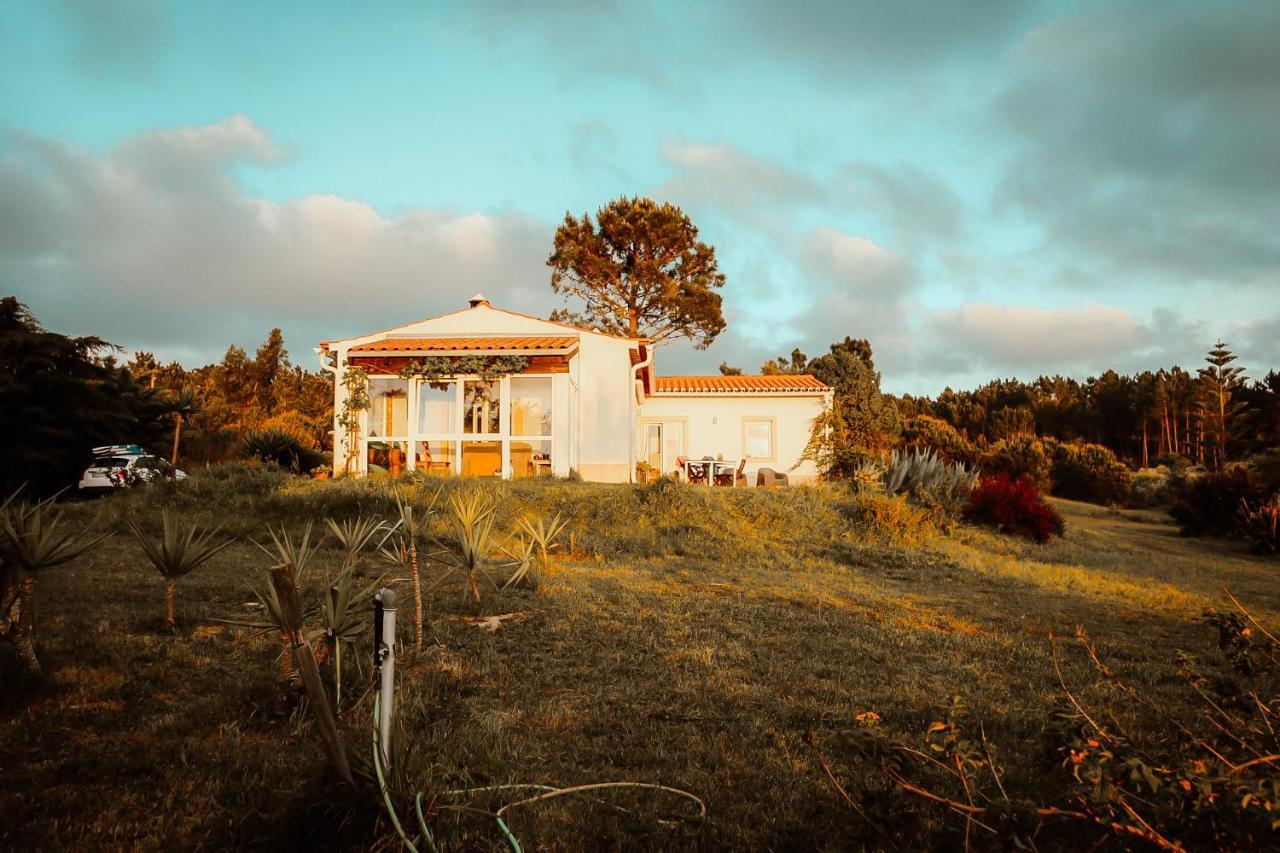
[1196, 341, 1248, 471]
[548, 196, 726, 348]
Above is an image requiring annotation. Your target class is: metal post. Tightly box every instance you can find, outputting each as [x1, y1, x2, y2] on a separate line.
[373, 588, 397, 770]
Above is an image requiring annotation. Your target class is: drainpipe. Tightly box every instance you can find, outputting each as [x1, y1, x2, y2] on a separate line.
[628, 345, 654, 483]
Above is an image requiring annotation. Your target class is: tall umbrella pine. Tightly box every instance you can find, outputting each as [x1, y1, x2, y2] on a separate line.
[127, 510, 232, 631]
[0, 490, 107, 676]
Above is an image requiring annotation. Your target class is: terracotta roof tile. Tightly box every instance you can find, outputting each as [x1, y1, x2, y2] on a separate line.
[348, 336, 577, 354]
[653, 374, 828, 393]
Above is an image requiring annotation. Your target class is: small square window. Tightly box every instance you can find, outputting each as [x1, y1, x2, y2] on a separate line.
[743, 418, 774, 460]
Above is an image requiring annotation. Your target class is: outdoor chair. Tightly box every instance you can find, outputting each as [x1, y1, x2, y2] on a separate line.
[714, 458, 746, 487]
[681, 457, 708, 485]
[756, 467, 789, 488]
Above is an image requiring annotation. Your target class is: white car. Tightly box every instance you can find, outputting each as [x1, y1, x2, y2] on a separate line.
[78, 445, 186, 495]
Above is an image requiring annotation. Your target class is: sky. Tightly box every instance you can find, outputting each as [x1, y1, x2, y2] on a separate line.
[1, 0, 1278, 394]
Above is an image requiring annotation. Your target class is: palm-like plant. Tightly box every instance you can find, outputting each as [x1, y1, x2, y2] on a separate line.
[318, 566, 385, 709]
[389, 489, 438, 649]
[0, 488, 107, 675]
[162, 387, 200, 474]
[504, 512, 567, 589]
[441, 491, 498, 610]
[325, 515, 395, 572]
[238, 523, 319, 682]
[127, 509, 232, 631]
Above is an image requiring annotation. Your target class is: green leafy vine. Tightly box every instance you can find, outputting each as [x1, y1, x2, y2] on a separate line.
[397, 355, 531, 388]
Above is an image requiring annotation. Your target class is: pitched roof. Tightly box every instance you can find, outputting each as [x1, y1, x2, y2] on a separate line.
[652, 374, 829, 394]
[347, 336, 577, 354]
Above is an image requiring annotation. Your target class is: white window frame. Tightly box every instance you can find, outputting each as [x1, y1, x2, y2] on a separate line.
[741, 416, 776, 463]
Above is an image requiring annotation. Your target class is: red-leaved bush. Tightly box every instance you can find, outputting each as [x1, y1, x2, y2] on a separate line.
[966, 474, 1065, 543]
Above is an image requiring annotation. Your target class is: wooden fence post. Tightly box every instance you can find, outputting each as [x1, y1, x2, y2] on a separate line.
[270, 565, 354, 784]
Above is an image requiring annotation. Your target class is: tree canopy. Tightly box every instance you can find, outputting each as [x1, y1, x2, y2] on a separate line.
[0, 297, 164, 495]
[547, 196, 726, 348]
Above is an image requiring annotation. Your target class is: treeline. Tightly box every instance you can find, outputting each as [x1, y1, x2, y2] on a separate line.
[0, 297, 330, 495]
[898, 345, 1280, 471]
[126, 329, 331, 467]
[744, 340, 1280, 474]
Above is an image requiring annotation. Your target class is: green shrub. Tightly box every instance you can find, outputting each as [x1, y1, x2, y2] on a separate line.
[1129, 465, 1176, 507]
[982, 436, 1052, 492]
[1049, 442, 1133, 505]
[850, 491, 935, 548]
[1169, 466, 1269, 537]
[1238, 496, 1280, 556]
[241, 428, 324, 474]
[900, 415, 976, 464]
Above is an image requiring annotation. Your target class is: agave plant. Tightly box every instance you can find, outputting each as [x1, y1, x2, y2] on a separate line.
[0, 488, 108, 675]
[503, 512, 567, 589]
[325, 515, 396, 573]
[441, 490, 498, 610]
[318, 565, 386, 709]
[127, 509, 233, 631]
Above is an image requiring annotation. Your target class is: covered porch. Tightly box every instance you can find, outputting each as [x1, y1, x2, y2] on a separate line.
[349, 336, 575, 479]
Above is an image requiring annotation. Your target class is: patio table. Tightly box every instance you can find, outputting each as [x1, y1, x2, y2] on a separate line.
[706, 459, 741, 487]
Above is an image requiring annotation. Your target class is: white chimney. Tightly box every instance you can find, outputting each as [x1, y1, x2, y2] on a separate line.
[468, 293, 490, 308]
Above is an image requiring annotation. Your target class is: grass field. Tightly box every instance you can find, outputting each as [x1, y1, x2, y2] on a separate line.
[2, 471, 1276, 850]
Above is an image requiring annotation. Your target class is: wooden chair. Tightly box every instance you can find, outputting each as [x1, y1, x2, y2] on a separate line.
[714, 459, 746, 487]
[683, 457, 708, 485]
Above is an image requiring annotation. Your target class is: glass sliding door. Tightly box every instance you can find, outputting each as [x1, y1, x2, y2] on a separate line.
[366, 377, 410, 476]
[509, 376, 553, 478]
[393, 373, 558, 479]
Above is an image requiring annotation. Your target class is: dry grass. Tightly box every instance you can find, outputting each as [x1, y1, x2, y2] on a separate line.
[2, 472, 1276, 849]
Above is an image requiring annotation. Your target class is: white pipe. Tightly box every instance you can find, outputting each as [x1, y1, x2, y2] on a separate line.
[628, 345, 654, 483]
[374, 588, 397, 770]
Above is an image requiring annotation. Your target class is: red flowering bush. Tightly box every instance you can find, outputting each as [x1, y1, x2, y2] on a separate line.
[966, 473, 1065, 543]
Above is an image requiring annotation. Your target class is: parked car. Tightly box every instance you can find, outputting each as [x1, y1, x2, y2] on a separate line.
[78, 445, 186, 495]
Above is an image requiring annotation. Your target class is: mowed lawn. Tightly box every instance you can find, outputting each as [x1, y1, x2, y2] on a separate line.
[2, 482, 1275, 851]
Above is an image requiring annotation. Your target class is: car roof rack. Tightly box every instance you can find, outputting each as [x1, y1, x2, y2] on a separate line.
[92, 444, 145, 457]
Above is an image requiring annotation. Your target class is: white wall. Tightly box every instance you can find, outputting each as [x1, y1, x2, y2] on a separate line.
[638, 393, 826, 484]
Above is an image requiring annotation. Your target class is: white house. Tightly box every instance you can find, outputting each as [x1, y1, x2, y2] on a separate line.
[316, 295, 831, 484]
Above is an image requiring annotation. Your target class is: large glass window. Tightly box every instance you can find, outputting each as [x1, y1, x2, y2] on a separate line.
[368, 440, 407, 477]
[418, 381, 456, 434]
[415, 440, 456, 475]
[369, 378, 409, 438]
[509, 377, 552, 437]
[461, 441, 503, 477]
[510, 440, 551, 478]
[463, 380, 501, 435]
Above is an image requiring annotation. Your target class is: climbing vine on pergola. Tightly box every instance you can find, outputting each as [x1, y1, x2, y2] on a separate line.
[396, 355, 531, 389]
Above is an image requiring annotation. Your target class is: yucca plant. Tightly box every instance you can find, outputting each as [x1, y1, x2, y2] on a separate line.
[230, 523, 320, 683]
[504, 512, 567, 589]
[318, 565, 386, 709]
[441, 490, 498, 611]
[0, 488, 107, 675]
[127, 509, 233, 631]
[325, 515, 396, 573]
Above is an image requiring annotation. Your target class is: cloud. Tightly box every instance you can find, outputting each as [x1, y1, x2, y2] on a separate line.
[53, 0, 172, 79]
[836, 163, 966, 245]
[0, 116, 554, 364]
[653, 139, 827, 223]
[733, 0, 1037, 81]
[460, 0, 687, 93]
[994, 1, 1280, 289]
[920, 302, 1143, 374]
